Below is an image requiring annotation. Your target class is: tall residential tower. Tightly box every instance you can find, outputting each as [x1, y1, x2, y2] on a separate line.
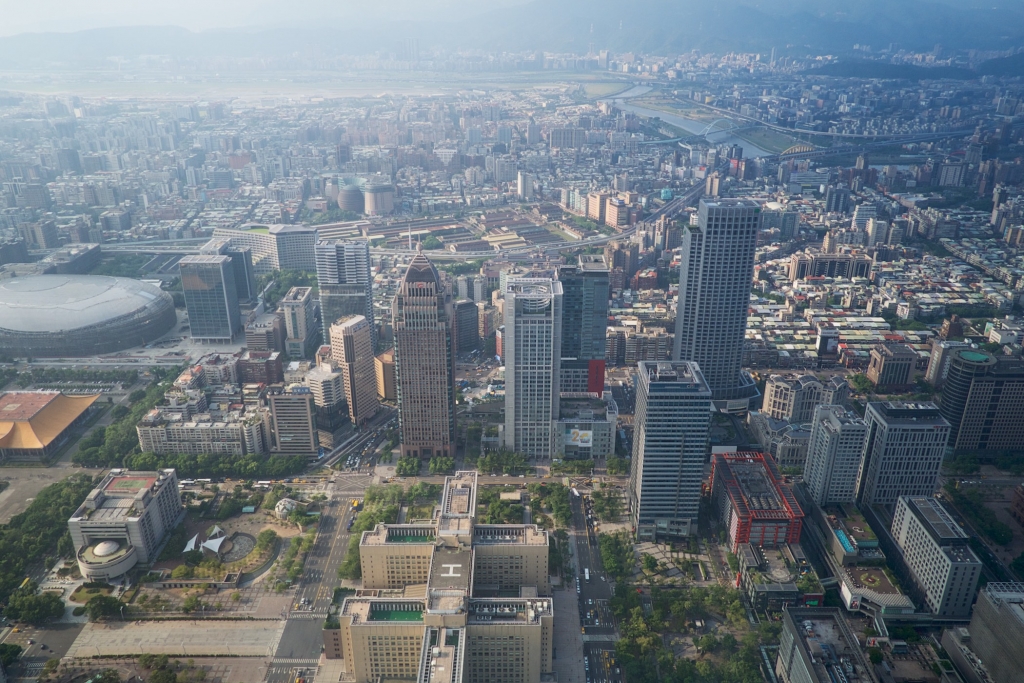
[673, 198, 760, 411]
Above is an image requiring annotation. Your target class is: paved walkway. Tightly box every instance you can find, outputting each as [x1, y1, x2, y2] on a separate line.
[66, 620, 286, 658]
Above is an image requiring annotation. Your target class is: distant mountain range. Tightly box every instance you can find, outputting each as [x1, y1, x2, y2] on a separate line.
[0, 0, 1021, 69]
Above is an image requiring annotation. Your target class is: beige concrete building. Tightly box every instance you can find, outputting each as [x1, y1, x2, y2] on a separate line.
[762, 374, 848, 423]
[329, 315, 379, 426]
[866, 343, 917, 391]
[326, 471, 553, 683]
[374, 349, 397, 401]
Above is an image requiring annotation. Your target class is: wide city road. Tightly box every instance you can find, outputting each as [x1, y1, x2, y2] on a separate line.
[569, 492, 624, 683]
[264, 475, 372, 681]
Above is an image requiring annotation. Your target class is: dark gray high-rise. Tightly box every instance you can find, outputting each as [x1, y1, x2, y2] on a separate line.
[673, 198, 759, 410]
[557, 254, 609, 393]
[179, 254, 241, 342]
[200, 238, 258, 304]
[315, 239, 375, 349]
[940, 349, 1024, 453]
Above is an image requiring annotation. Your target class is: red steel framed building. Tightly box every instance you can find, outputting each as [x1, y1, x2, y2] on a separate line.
[711, 451, 804, 552]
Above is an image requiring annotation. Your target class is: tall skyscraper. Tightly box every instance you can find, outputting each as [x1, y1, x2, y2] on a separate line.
[269, 385, 318, 455]
[305, 361, 348, 448]
[393, 252, 456, 459]
[824, 185, 850, 214]
[330, 315, 379, 427]
[557, 255, 609, 393]
[673, 198, 759, 410]
[200, 238, 258, 304]
[804, 405, 868, 506]
[179, 254, 240, 342]
[453, 299, 479, 355]
[628, 361, 712, 540]
[280, 286, 317, 359]
[315, 239, 374, 349]
[857, 401, 950, 506]
[503, 278, 563, 458]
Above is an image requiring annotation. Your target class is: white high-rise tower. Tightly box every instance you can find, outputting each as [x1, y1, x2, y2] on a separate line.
[503, 278, 562, 458]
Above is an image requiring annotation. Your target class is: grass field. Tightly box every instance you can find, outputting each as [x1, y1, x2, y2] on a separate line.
[582, 81, 633, 98]
[732, 127, 804, 154]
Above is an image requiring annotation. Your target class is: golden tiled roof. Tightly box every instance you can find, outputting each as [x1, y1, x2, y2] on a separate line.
[0, 392, 99, 450]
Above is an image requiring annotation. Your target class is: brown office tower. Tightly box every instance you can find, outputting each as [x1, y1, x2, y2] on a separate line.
[329, 315, 379, 427]
[393, 252, 456, 459]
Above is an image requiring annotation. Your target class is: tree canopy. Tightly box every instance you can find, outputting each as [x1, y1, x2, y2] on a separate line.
[0, 475, 96, 607]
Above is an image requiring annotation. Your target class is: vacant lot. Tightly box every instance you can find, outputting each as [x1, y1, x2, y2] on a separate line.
[0, 467, 101, 524]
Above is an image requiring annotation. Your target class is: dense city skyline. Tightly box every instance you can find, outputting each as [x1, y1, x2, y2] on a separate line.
[2, 8, 1024, 682]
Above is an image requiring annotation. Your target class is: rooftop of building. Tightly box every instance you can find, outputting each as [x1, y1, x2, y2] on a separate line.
[473, 525, 547, 546]
[713, 452, 803, 522]
[577, 254, 609, 271]
[419, 627, 465, 683]
[870, 401, 948, 426]
[437, 516, 474, 539]
[428, 547, 474, 593]
[361, 524, 437, 546]
[71, 469, 177, 520]
[980, 582, 1024, 627]
[739, 544, 799, 586]
[782, 608, 871, 683]
[901, 496, 969, 545]
[0, 391, 99, 450]
[701, 197, 761, 209]
[944, 545, 981, 565]
[825, 506, 878, 544]
[178, 254, 231, 264]
[841, 566, 902, 595]
[441, 471, 478, 518]
[638, 360, 711, 392]
[282, 287, 312, 302]
[427, 590, 467, 614]
[103, 475, 157, 494]
[467, 598, 552, 625]
[558, 395, 613, 420]
[341, 598, 426, 625]
[402, 252, 442, 287]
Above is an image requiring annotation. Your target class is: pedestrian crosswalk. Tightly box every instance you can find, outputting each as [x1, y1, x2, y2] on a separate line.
[289, 610, 329, 619]
[272, 658, 321, 666]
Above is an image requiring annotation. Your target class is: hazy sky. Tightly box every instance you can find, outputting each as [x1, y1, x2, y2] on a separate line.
[0, 0, 528, 36]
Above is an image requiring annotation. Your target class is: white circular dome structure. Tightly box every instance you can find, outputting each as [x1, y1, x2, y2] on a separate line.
[0, 275, 177, 357]
[93, 540, 121, 557]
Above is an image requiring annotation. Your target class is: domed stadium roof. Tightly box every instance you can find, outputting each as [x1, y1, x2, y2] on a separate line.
[0, 275, 177, 357]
